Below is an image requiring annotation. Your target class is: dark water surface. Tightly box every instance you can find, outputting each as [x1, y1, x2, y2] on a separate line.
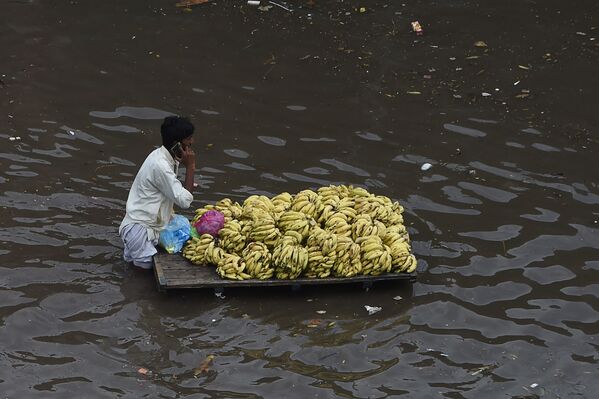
[2, 0, 598, 397]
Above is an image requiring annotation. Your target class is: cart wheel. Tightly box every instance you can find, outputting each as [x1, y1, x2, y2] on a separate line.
[362, 281, 373, 291]
[214, 287, 224, 296]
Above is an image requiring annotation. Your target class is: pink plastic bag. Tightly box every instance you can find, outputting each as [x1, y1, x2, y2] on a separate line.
[194, 210, 225, 237]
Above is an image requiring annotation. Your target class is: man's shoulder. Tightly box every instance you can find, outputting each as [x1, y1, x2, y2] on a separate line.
[143, 147, 170, 168]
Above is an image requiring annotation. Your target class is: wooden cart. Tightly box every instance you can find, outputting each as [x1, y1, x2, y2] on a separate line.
[153, 252, 417, 292]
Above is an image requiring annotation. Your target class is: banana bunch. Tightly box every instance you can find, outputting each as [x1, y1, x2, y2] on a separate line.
[277, 210, 313, 241]
[271, 192, 293, 216]
[384, 200, 405, 225]
[307, 227, 338, 257]
[401, 254, 417, 273]
[291, 189, 322, 219]
[354, 196, 391, 222]
[333, 236, 362, 277]
[352, 214, 386, 241]
[383, 232, 416, 273]
[386, 223, 409, 242]
[319, 184, 354, 200]
[317, 185, 341, 203]
[272, 232, 309, 279]
[392, 200, 404, 215]
[242, 242, 274, 279]
[349, 186, 370, 198]
[385, 211, 404, 226]
[205, 240, 226, 265]
[386, 223, 407, 234]
[359, 235, 393, 276]
[318, 195, 357, 223]
[248, 212, 281, 247]
[304, 228, 337, 278]
[304, 246, 335, 278]
[216, 253, 251, 280]
[182, 234, 216, 265]
[242, 195, 275, 219]
[218, 220, 246, 255]
[215, 198, 243, 222]
[323, 212, 352, 237]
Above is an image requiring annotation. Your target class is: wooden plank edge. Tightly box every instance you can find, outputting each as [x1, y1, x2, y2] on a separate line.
[160, 272, 417, 290]
[153, 255, 168, 291]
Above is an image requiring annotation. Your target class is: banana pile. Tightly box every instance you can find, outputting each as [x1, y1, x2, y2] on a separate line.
[182, 185, 417, 280]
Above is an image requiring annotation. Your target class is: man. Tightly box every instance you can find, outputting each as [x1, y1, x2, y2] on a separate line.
[119, 116, 196, 269]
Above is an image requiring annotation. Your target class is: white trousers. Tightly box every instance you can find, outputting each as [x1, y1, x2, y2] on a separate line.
[120, 223, 157, 269]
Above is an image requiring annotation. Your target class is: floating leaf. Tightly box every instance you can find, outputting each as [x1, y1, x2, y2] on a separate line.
[474, 41, 488, 47]
[193, 355, 215, 377]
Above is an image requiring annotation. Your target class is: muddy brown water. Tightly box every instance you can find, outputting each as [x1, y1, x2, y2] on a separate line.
[1, 0, 598, 397]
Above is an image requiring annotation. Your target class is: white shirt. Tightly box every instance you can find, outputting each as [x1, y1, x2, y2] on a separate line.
[119, 146, 193, 241]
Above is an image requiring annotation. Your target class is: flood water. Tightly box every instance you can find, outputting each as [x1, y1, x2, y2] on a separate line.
[2, 0, 599, 397]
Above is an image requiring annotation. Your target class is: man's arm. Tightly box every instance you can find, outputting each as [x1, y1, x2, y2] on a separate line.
[181, 145, 196, 193]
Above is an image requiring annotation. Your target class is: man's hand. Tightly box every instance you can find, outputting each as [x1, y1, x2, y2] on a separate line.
[181, 145, 196, 193]
[180, 145, 196, 169]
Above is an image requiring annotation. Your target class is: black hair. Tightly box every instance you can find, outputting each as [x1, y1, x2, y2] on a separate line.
[161, 116, 195, 150]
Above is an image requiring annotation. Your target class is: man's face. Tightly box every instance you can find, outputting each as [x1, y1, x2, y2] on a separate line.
[181, 136, 194, 150]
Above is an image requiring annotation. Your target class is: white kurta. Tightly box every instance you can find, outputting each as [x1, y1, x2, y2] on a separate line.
[119, 146, 193, 241]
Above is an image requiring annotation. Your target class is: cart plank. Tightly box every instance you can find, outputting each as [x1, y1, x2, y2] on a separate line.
[153, 252, 417, 291]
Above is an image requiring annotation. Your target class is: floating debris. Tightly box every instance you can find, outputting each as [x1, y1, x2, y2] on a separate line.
[214, 291, 226, 299]
[307, 319, 321, 328]
[411, 21, 423, 35]
[193, 355, 215, 377]
[176, 0, 209, 7]
[269, 1, 292, 12]
[365, 305, 382, 315]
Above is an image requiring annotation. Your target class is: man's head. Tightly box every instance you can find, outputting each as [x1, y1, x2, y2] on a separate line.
[161, 116, 195, 154]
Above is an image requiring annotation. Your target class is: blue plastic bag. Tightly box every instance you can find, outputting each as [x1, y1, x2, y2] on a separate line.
[158, 215, 191, 254]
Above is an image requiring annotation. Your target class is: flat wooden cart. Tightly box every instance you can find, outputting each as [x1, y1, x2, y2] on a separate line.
[153, 252, 417, 292]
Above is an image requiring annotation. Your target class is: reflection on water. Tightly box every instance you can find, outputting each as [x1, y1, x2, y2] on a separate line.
[89, 106, 175, 120]
[1, 0, 598, 397]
